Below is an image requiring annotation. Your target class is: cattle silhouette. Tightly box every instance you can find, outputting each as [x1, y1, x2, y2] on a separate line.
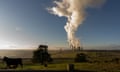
[3, 56, 23, 69]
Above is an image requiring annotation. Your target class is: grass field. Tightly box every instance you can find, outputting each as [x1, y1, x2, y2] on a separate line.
[1, 50, 120, 72]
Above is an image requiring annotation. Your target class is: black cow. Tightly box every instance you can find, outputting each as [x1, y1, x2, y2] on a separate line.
[3, 56, 23, 69]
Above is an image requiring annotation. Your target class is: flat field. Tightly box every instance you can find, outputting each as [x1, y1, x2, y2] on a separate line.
[0, 50, 120, 72]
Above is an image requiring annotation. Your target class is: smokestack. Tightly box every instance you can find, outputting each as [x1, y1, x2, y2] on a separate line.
[48, 0, 106, 50]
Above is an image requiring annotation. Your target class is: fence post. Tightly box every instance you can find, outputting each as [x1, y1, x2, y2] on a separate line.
[67, 64, 74, 72]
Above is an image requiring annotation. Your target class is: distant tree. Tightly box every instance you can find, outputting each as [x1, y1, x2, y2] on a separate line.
[74, 53, 88, 62]
[32, 45, 53, 65]
[111, 58, 119, 63]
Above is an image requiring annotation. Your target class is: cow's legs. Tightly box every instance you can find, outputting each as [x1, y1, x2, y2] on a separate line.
[13, 65, 18, 69]
[6, 64, 11, 69]
[19, 63, 23, 68]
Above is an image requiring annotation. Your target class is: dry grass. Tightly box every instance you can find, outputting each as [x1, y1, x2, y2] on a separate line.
[1, 50, 120, 72]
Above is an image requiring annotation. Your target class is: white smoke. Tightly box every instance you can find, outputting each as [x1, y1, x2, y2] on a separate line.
[48, 0, 106, 49]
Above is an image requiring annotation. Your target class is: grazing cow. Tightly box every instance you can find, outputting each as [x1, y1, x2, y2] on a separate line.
[3, 56, 23, 69]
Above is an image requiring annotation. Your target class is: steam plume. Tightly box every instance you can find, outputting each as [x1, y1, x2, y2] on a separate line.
[48, 0, 106, 50]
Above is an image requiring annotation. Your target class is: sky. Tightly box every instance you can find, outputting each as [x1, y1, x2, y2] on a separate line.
[0, 0, 120, 50]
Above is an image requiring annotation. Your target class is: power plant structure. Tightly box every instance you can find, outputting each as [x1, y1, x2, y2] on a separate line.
[70, 46, 83, 51]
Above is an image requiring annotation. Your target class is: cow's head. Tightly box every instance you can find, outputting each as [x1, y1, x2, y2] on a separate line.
[3, 56, 8, 61]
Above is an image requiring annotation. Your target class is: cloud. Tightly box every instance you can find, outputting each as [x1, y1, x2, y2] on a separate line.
[48, 0, 106, 49]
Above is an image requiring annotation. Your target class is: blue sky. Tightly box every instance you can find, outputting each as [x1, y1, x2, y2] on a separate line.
[0, 0, 120, 50]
